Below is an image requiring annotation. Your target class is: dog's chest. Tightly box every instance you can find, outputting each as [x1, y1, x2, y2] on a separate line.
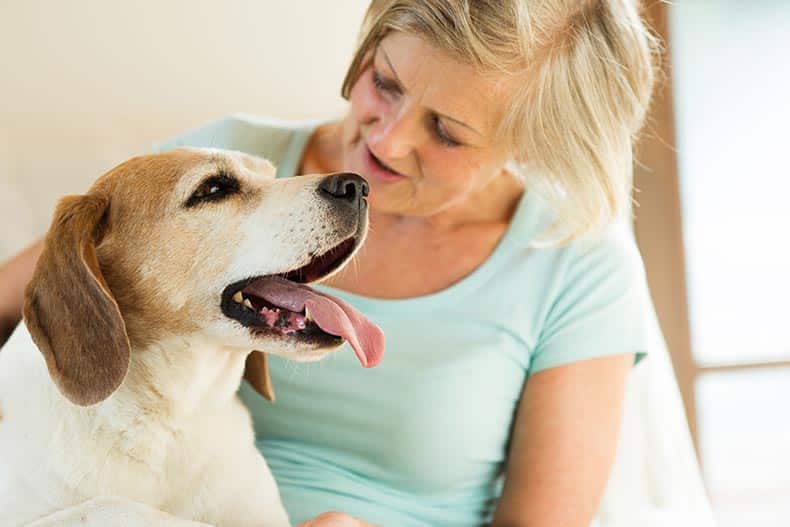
[0, 326, 216, 509]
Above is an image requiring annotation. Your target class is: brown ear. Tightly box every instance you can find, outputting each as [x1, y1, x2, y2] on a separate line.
[23, 193, 130, 406]
[244, 350, 275, 402]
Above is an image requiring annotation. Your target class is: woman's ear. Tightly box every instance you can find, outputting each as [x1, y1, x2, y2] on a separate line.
[23, 192, 131, 406]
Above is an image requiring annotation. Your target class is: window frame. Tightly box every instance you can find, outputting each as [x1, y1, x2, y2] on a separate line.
[634, 1, 790, 458]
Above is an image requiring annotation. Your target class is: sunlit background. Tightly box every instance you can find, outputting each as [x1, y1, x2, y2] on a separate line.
[670, 1, 790, 525]
[1, 2, 788, 525]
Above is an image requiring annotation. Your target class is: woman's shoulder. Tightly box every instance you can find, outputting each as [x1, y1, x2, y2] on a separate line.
[524, 222, 647, 302]
[508, 190, 645, 286]
[152, 113, 317, 167]
[567, 224, 647, 292]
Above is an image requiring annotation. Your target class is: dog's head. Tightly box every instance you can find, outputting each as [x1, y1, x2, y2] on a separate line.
[22, 148, 384, 406]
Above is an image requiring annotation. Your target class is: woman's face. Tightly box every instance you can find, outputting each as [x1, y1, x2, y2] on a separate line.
[340, 32, 512, 217]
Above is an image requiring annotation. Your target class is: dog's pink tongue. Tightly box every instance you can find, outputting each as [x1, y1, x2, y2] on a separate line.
[304, 294, 384, 368]
[244, 277, 384, 368]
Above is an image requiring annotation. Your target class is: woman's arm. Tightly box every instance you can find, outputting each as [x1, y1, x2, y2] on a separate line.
[0, 239, 43, 343]
[491, 353, 634, 527]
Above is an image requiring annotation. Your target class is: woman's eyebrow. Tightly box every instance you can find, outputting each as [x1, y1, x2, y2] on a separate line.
[379, 46, 484, 137]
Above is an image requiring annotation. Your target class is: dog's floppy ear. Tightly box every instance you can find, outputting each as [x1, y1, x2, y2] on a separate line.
[23, 192, 130, 406]
[244, 350, 275, 402]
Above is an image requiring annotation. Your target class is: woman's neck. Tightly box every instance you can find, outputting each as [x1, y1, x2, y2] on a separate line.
[298, 121, 344, 175]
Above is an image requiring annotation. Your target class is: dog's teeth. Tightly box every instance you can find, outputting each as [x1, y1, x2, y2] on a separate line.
[233, 291, 244, 304]
[243, 298, 254, 309]
[304, 306, 312, 321]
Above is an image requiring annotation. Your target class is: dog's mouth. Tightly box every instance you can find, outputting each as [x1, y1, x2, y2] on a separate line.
[221, 237, 384, 368]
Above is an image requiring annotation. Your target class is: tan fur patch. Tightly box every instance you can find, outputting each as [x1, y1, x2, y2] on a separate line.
[23, 192, 131, 406]
[90, 150, 262, 348]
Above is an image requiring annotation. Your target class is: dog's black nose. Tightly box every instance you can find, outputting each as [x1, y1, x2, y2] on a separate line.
[318, 173, 369, 202]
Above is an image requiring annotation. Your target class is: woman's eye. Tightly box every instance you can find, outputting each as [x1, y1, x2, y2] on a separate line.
[372, 68, 460, 148]
[372, 70, 400, 97]
[432, 116, 461, 148]
[185, 173, 240, 207]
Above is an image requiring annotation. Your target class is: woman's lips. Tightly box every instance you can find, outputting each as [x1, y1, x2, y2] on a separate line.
[362, 145, 407, 183]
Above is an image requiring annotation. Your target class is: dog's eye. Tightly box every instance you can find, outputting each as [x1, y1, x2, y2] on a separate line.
[185, 173, 240, 207]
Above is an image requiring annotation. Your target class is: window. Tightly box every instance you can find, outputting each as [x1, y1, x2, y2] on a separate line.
[635, 3, 790, 526]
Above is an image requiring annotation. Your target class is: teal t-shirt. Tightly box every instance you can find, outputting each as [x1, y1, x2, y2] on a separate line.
[157, 114, 651, 527]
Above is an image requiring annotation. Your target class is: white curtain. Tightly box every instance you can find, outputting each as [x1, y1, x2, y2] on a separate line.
[596, 295, 717, 526]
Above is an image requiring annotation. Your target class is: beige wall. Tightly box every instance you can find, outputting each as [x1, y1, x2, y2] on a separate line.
[0, 0, 370, 259]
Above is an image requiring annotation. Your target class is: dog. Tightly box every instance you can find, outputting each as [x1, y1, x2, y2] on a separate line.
[0, 148, 384, 526]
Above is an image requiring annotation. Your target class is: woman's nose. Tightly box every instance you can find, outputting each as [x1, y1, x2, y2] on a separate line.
[368, 108, 421, 160]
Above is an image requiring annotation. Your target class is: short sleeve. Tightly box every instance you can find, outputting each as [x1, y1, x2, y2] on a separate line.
[529, 225, 652, 374]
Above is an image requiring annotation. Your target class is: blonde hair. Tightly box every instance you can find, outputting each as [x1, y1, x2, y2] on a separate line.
[341, 0, 659, 242]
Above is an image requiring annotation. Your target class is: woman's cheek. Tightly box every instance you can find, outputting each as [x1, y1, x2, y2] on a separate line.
[350, 72, 388, 123]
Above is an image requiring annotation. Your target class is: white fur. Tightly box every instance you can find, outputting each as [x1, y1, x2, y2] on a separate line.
[0, 320, 289, 527]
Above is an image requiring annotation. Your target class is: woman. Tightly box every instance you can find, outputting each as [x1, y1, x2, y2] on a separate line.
[0, 1, 659, 526]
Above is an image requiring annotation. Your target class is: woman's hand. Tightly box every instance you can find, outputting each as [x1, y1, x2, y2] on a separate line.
[296, 512, 377, 527]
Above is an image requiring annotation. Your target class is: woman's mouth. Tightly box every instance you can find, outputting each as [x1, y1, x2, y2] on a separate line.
[363, 145, 407, 183]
